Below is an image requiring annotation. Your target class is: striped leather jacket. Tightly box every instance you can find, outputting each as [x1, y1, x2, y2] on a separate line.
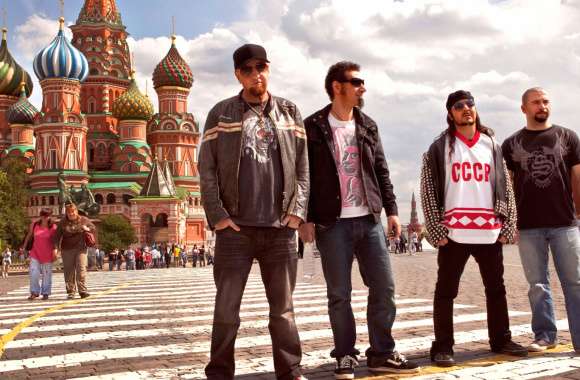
[199, 91, 309, 229]
[420, 130, 517, 247]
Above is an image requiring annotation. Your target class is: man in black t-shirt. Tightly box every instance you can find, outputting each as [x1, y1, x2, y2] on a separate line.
[502, 87, 580, 354]
[200, 44, 308, 380]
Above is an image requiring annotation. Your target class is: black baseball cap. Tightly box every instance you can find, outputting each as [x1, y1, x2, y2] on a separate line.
[233, 44, 269, 69]
[446, 90, 474, 111]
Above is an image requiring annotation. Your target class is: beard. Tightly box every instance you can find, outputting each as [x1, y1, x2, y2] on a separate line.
[357, 97, 364, 109]
[455, 120, 475, 127]
[534, 113, 549, 123]
[249, 83, 267, 98]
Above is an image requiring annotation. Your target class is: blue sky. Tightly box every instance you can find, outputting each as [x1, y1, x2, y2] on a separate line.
[7, 0, 246, 39]
[5, 0, 580, 222]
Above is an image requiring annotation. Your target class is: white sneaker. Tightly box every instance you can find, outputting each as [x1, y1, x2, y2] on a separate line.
[528, 340, 557, 352]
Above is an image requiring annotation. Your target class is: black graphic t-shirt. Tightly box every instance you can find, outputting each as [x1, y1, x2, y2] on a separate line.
[502, 125, 580, 229]
[232, 99, 284, 228]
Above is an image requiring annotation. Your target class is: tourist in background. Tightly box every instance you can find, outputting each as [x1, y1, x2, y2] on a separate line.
[2, 247, 12, 278]
[108, 249, 118, 271]
[54, 202, 95, 299]
[22, 208, 58, 300]
[125, 247, 136, 270]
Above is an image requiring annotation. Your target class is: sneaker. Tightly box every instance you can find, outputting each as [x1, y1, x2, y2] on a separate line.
[367, 351, 420, 374]
[528, 339, 557, 352]
[432, 352, 455, 367]
[492, 340, 528, 357]
[67, 293, 75, 299]
[27, 293, 39, 300]
[334, 355, 358, 379]
[79, 292, 91, 299]
[42, 294, 49, 300]
[293, 376, 308, 380]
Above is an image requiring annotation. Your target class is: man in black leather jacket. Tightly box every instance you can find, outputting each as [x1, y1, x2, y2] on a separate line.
[200, 44, 308, 380]
[299, 61, 418, 379]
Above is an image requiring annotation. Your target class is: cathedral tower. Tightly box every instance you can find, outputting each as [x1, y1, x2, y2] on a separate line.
[31, 17, 90, 189]
[0, 28, 33, 152]
[148, 35, 200, 191]
[70, 0, 131, 170]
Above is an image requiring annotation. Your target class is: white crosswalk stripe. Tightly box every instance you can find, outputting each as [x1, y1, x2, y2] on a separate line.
[0, 268, 574, 379]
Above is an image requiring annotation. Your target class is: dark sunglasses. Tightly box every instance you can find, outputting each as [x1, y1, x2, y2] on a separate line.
[239, 62, 269, 76]
[452, 99, 475, 111]
[339, 77, 365, 87]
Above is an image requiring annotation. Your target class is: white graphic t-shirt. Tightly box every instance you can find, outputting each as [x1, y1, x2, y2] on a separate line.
[328, 113, 369, 218]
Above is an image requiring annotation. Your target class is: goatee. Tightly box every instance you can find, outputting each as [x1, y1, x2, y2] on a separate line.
[456, 121, 475, 127]
[534, 114, 548, 123]
[249, 85, 266, 98]
[357, 97, 364, 109]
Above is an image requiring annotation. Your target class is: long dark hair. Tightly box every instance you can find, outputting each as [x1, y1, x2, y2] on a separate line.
[443, 113, 493, 159]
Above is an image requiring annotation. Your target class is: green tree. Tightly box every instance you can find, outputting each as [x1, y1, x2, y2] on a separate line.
[97, 214, 137, 253]
[0, 158, 30, 249]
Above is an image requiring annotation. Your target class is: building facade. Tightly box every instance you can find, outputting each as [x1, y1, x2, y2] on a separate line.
[0, 0, 205, 247]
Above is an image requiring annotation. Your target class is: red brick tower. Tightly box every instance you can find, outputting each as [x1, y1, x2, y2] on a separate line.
[70, 0, 131, 170]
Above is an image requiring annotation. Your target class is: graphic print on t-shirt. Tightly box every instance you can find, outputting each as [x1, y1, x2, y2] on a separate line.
[328, 114, 368, 216]
[241, 112, 278, 164]
[509, 133, 567, 188]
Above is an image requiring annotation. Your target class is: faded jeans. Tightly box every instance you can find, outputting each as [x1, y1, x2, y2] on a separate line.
[315, 215, 396, 359]
[518, 226, 580, 350]
[29, 258, 52, 296]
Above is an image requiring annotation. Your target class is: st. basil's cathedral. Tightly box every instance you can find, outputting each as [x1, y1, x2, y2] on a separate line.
[0, 0, 206, 246]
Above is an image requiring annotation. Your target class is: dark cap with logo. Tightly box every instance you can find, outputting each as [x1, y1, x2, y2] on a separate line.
[233, 44, 269, 69]
[446, 90, 474, 111]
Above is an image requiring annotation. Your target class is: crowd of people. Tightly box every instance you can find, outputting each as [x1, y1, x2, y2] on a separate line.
[90, 243, 213, 271]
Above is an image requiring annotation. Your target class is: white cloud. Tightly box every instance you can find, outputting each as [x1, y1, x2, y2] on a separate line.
[11, 1, 580, 222]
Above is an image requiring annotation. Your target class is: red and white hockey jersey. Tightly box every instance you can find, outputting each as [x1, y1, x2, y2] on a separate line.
[443, 130, 502, 244]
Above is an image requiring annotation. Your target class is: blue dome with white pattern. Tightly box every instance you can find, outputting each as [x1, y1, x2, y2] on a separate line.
[33, 18, 88, 82]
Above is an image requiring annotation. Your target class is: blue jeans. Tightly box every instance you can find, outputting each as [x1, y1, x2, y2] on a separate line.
[29, 258, 52, 296]
[315, 215, 396, 358]
[518, 226, 580, 350]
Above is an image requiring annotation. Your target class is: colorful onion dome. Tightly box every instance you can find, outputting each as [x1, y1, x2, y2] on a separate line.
[112, 74, 154, 120]
[33, 18, 89, 82]
[0, 28, 33, 97]
[7, 83, 39, 124]
[152, 35, 193, 89]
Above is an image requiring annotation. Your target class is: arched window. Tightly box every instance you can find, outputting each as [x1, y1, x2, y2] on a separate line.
[122, 194, 133, 205]
[154, 213, 168, 227]
[106, 193, 116, 204]
[94, 194, 103, 205]
[88, 97, 96, 113]
[49, 196, 55, 205]
[89, 68, 99, 76]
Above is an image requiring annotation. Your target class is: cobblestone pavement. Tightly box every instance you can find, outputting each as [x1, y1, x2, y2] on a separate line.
[0, 245, 578, 379]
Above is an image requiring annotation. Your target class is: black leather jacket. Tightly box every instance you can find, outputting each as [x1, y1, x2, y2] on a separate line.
[199, 92, 309, 229]
[304, 104, 397, 225]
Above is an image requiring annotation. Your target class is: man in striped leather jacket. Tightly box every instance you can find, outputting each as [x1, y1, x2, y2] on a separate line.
[420, 90, 525, 367]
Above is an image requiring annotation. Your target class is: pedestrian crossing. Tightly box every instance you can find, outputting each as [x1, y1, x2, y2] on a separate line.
[0, 268, 577, 379]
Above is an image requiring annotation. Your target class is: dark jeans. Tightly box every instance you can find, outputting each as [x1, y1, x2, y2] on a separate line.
[315, 215, 396, 358]
[205, 226, 302, 380]
[431, 239, 511, 357]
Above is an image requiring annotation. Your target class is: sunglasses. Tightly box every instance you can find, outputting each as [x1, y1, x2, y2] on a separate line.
[339, 77, 365, 87]
[452, 99, 475, 111]
[239, 62, 269, 76]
